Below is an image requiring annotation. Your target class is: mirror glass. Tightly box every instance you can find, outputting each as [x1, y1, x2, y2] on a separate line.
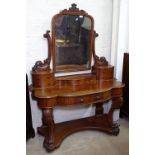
[55, 14, 92, 72]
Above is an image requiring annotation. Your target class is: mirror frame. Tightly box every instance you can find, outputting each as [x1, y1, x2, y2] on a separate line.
[51, 4, 94, 73]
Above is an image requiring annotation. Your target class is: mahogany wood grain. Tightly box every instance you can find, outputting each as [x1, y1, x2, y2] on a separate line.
[37, 113, 121, 151]
[42, 109, 55, 150]
[31, 71, 124, 152]
[32, 70, 55, 88]
[30, 3, 125, 152]
[95, 102, 104, 116]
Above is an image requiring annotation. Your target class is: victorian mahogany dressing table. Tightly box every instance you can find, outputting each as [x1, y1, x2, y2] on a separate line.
[30, 4, 124, 152]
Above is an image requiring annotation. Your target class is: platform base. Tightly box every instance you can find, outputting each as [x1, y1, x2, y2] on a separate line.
[37, 115, 120, 152]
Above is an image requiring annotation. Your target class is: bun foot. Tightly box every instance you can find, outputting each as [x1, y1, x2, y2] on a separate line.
[43, 141, 56, 152]
[112, 127, 120, 136]
[111, 123, 120, 136]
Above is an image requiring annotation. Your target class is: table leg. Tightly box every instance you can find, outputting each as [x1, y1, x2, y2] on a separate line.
[95, 102, 104, 116]
[42, 108, 55, 151]
[108, 97, 123, 135]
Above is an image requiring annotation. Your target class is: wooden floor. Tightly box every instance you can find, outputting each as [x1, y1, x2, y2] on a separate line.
[26, 118, 129, 155]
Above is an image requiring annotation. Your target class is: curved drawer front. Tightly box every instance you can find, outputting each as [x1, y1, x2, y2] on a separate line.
[57, 91, 111, 106]
[38, 98, 57, 108]
[37, 87, 123, 108]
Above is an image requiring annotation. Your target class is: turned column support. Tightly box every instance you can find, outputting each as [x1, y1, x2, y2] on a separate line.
[108, 97, 123, 135]
[95, 102, 104, 117]
[42, 108, 55, 151]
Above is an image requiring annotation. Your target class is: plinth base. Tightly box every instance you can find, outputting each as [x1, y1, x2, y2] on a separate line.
[37, 115, 120, 152]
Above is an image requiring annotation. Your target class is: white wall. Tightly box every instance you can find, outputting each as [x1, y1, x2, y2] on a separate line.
[110, 0, 120, 75]
[115, 0, 129, 81]
[26, 0, 120, 131]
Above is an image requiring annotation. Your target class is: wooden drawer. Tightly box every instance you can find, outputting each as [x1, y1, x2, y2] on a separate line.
[58, 91, 111, 106]
[32, 71, 55, 88]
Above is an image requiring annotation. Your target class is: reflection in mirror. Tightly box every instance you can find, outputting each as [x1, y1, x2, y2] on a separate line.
[55, 15, 92, 72]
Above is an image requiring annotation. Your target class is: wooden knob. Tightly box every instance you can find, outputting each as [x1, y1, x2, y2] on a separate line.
[80, 98, 84, 102]
[96, 96, 100, 100]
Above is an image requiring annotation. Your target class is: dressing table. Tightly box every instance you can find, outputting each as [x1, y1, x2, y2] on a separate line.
[30, 4, 124, 152]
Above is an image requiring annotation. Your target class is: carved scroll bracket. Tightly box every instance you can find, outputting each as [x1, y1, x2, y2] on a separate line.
[32, 30, 52, 72]
[94, 55, 108, 66]
[32, 58, 50, 72]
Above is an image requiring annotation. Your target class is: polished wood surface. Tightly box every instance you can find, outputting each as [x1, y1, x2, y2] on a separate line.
[38, 114, 119, 151]
[30, 3, 124, 152]
[36, 96, 123, 152]
[31, 66, 124, 152]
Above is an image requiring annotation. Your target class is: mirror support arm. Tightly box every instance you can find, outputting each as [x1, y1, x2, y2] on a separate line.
[43, 30, 52, 61]
[93, 31, 108, 67]
[32, 30, 52, 72]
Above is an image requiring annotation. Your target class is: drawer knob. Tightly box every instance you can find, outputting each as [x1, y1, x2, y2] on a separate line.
[96, 96, 100, 99]
[80, 98, 84, 102]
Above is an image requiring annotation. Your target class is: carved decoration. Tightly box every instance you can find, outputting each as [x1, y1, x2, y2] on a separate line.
[32, 30, 52, 72]
[106, 97, 123, 136]
[94, 55, 108, 66]
[32, 58, 50, 72]
[42, 108, 55, 151]
[60, 3, 87, 14]
[30, 4, 125, 152]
